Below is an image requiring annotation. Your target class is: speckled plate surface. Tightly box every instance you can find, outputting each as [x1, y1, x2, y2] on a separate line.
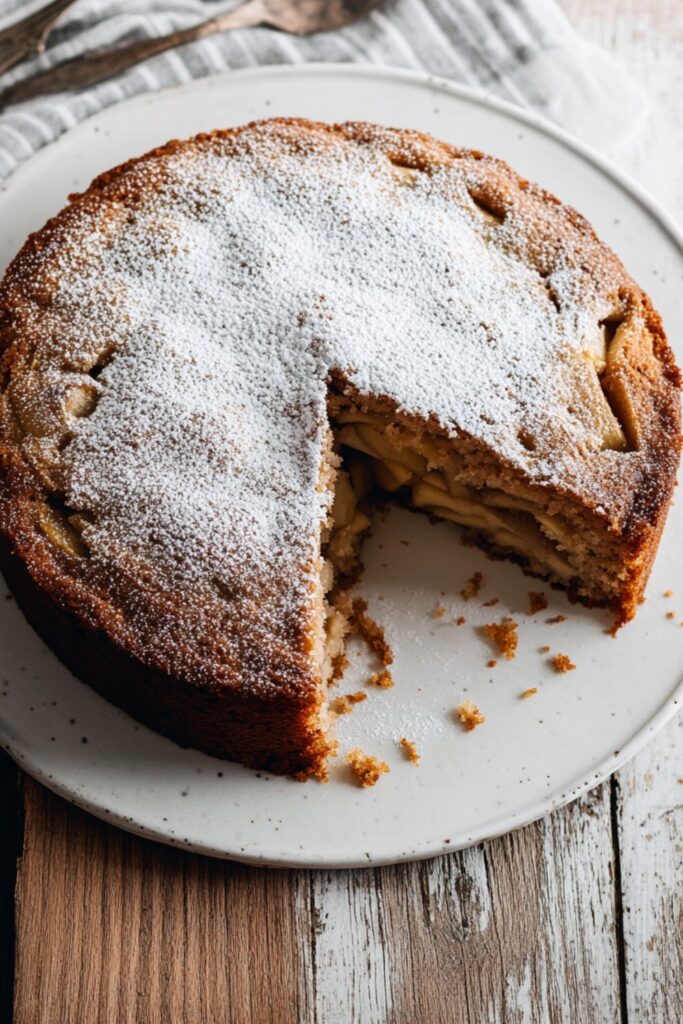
[1, 65, 682, 867]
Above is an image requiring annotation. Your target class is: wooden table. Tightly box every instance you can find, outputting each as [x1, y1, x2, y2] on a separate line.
[1, 3, 682, 1021]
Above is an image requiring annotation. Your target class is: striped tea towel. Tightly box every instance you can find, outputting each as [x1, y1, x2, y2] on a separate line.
[0, 0, 647, 181]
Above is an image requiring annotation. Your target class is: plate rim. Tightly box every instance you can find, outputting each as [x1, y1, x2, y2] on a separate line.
[1, 61, 682, 868]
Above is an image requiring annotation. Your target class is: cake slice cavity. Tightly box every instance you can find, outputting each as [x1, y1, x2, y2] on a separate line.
[327, 391, 631, 609]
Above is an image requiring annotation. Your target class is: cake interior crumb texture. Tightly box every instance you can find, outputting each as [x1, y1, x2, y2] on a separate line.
[0, 118, 680, 778]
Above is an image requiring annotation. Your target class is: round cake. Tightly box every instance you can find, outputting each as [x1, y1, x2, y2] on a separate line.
[0, 119, 679, 777]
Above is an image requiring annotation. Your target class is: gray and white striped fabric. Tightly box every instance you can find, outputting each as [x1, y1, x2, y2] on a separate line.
[0, 0, 646, 181]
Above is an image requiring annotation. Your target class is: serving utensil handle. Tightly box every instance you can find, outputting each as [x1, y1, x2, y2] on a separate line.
[0, 0, 267, 107]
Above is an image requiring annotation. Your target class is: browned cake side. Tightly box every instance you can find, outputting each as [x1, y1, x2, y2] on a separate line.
[0, 532, 332, 777]
[0, 118, 680, 777]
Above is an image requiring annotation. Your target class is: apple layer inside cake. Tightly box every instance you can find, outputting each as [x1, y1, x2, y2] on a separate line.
[324, 386, 641, 615]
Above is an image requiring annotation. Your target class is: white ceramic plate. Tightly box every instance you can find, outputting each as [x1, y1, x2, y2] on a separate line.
[1, 65, 682, 868]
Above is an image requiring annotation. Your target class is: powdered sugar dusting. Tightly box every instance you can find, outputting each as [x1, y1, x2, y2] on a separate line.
[3, 120, 647, 685]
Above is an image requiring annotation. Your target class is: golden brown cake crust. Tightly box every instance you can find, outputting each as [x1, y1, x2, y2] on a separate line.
[0, 118, 680, 773]
[0, 532, 328, 776]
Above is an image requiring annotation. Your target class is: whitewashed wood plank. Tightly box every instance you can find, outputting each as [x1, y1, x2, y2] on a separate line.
[486, 787, 620, 1024]
[617, 716, 683, 1022]
[294, 787, 620, 1023]
[297, 869, 393, 1024]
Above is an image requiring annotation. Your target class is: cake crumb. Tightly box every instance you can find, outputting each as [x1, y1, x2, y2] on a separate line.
[368, 669, 394, 689]
[456, 700, 486, 732]
[332, 692, 367, 715]
[546, 614, 567, 624]
[399, 737, 420, 764]
[482, 598, 499, 607]
[482, 618, 518, 659]
[520, 687, 538, 699]
[350, 597, 393, 666]
[539, 645, 550, 654]
[431, 604, 446, 619]
[666, 610, 676, 620]
[461, 571, 483, 600]
[347, 748, 390, 787]
[551, 653, 576, 673]
[307, 739, 341, 782]
[455, 615, 466, 626]
[330, 650, 349, 682]
[664, 589, 673, 597]
[487, 659, 497, 669]
[527, 591, 548, 615]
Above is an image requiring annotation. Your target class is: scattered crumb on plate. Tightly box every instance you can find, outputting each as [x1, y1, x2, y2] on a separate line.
[551, 653, 576, 673]
[546, 614, 567, 624]
[308, 739, 340, 782]
[399, 737, 420, 764]
[539, 645, 550, 654]
[527, 591, 548, 615]
[332, 692, 367, 715]
[456, 700, 486, 732]
[520, 687, 538, 699]
[461, 571, 483, 600]
[368, 669, 394, 689]
[455, 615, 466, 626]
[664, 589, 673, 597]
[482, 618, 518, 659]
[482, 597, 499, 607]
[666, 610, 676, 620]
[347, 748, 390, 787]
[431, 604, 446, 619]
[350, 597, 393, 666]
[331, 650, 349, 681]
[487, 659, 497, 668]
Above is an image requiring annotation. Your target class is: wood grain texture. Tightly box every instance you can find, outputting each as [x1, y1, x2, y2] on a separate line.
[13, 778, 623, 1023]
[13, 778, 306, 1024]
[617, 718, 683, 1022]
[0, 751, 20, 1024]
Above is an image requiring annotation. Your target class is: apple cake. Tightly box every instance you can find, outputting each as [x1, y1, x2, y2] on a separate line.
[0, 119, 679, 777]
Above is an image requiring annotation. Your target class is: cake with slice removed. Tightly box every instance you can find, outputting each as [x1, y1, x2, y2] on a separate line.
[0, 118, 679, 778]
